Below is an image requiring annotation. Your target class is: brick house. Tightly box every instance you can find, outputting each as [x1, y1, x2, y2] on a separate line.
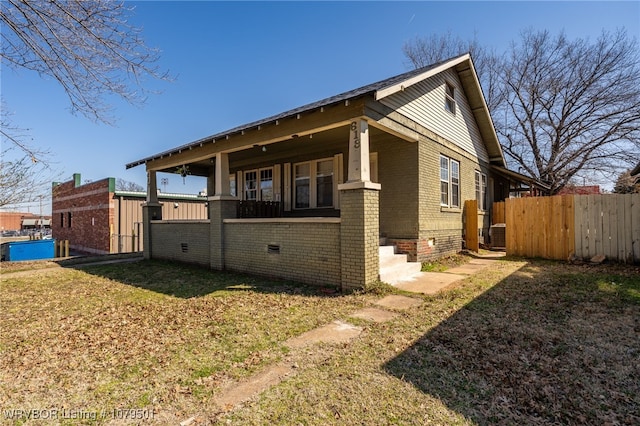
[126, 54, 545, 290]
[51, 173, 207, 255]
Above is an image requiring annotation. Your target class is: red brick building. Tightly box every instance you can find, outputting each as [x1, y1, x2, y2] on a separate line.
[0, 212, 51, 232]
[52, 173, 207, 255]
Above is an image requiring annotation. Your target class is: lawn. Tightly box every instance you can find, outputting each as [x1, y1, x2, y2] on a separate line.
[1, 258, 638, 425]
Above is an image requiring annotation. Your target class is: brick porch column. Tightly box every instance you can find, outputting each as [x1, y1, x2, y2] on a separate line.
[209, 152, 236, 270]
[339, 119, 381, 291]
[142, 170, 162, 260]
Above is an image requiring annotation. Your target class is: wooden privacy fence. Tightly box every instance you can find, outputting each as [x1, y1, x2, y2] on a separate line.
[492, 201, 505, 225]
[497, 194, 640, 263]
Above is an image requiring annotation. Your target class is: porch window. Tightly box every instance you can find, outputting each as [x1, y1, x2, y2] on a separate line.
[244, 171, 257, 200]
[244, 167, 273, 201]
[316, 159, 333, 207]
[295, 163, 310, 208]
[475, 171, 488, 210]
[440, 155, 460, 208]
[260, 169, 273, 201]
[294, 158, 334, 209]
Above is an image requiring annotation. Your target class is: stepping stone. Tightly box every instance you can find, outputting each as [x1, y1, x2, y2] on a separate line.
[375, 295, 422, 310]
[349, 307, 398, 323]
[284, 320, 363, 349]
[214, 362, 293, 410]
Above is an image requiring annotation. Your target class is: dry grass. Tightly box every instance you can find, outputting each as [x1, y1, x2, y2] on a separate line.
[224, 260, 640, 425]
[421, 253, 470, 272]
[1, 258, 639, 425]
[0, 260, 371, 424]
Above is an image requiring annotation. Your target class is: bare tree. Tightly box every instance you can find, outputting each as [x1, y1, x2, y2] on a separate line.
[1, 0, 171, 158]
[115, 178, 144, 192]
[497, 30, 640, 193]
[404, 29, 640, 193]
[0, 106, 54, 207]
[1, 0, 169, 210]
[0, 149, 51, 207]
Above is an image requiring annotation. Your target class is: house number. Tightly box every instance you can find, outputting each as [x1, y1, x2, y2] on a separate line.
[351, 121, 360, 149]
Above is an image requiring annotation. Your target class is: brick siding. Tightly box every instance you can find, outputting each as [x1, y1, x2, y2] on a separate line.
[149, 221, 210, 266]
[224, 220, 341, 286]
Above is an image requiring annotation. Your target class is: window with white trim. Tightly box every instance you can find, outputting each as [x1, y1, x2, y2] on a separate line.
[440, 155, 460, 208]
[445, 82, 456, 114]
[260, 168, 273, 201]
[294, 158, 334, 209]
[244, 167, 273, 201]
[475, 170, 488, 210]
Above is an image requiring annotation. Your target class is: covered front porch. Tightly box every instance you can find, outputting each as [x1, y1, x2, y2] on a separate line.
[132, 97, 412, 289]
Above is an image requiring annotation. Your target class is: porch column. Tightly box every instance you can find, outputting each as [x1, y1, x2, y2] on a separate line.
[142, 170, 162, 260]
[209, 152, 237, 270]
[339, 119, 381, 291]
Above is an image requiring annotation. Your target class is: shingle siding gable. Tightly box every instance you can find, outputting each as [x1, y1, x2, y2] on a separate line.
[379, 69, 489, 163]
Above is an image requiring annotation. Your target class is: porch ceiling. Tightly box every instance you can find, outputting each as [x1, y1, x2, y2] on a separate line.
[153, 124, 397, 177]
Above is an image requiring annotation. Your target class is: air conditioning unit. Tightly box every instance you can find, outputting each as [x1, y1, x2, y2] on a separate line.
[490, 223, 506, 248]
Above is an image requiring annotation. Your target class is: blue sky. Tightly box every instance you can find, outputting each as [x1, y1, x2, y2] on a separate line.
[2, 1, 639, 214]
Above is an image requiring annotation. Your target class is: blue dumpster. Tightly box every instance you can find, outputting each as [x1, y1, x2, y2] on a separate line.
[1, 239, 55, 261]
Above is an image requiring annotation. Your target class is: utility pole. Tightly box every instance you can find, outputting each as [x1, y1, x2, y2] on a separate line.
[39, 195, 44, 234]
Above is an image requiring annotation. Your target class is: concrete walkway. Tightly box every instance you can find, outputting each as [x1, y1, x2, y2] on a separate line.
[392, 255, 503, 294]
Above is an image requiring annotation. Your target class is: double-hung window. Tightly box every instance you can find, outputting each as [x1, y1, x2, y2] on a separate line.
[440, 155, 460, 208]
[244, 167, 273, 201]
[445, 82, 456, 114]
[475, 171, 487, 210]
[294, 158, 334, 209]
[260, 169, 273, 201]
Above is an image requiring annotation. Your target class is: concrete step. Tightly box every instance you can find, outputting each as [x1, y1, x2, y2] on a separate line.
[379, 245, 411, 268]
[380, 261, 423, 284]
[379, 245, 396, 257]
[379, 244, 422, 284]
[379, 252, 409, 268]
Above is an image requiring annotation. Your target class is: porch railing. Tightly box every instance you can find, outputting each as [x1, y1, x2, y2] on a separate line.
[237, 200, 282, 218]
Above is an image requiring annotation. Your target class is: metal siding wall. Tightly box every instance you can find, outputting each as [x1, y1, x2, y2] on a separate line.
[116, 198, 145, 253]
[162, 200, 207, 220]
[113, 197, 206, 253]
